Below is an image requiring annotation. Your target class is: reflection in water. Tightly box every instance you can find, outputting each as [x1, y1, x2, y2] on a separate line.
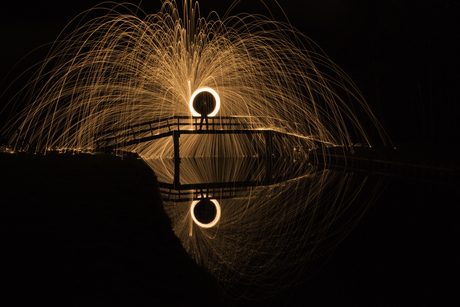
[190, 198, 221, 228]
[145, 154, 383, 298]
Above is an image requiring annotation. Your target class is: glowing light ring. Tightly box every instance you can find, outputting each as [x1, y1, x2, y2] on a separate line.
[190, 199, 221, 228]
[189, 87, 221, 117]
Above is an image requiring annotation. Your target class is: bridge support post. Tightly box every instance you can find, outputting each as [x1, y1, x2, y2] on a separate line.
[173, 130, 181, 189]
[264, 130, 273, 185]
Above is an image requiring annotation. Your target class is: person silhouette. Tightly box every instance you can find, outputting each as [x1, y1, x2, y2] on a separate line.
[199, 99, 209, 130]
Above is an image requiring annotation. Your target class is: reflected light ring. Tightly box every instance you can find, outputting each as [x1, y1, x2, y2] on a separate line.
[190, 199, 221, 228]
[189, 87, 221, 117]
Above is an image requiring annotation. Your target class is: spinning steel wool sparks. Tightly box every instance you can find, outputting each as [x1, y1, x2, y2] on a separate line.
[0, 0, 388, 156]
[0, 0, 391, 299]
[155, 157, 383, 298]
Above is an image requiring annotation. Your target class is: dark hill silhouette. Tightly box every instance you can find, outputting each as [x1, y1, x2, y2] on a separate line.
[0, 152, 225, 306]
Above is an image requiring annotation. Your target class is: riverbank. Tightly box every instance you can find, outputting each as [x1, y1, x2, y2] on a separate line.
[0, 152, 225, 306]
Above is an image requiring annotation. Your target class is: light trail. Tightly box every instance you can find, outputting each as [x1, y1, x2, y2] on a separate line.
[190, 199, 221, 228]
[189, 87, 220, 117]
[0, 0, 390, 157]
[159, 160, 384, 299]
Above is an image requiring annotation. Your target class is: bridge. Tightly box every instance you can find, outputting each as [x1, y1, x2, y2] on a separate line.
[96, 115, 457, 189]
[96, 115, 314, 152]
[96, 115, 318, 189]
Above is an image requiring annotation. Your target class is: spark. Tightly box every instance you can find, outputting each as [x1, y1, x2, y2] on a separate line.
[0, 0, 390, 156]
[190, 199, 221, 228]
[189, 87, 220, 117]
[157, 157, 383, 298]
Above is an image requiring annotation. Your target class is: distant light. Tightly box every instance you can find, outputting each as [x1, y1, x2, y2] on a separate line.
[189, 87, 220, 117]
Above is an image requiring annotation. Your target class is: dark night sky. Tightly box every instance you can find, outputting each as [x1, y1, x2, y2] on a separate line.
[1, 0, 459, 150]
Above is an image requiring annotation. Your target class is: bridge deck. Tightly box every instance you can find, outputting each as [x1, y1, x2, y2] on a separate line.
[95, 115, 316, 191]
[96, 115, 309, 152]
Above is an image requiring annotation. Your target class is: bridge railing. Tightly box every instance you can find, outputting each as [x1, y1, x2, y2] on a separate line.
[97, 115, 294, 150]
